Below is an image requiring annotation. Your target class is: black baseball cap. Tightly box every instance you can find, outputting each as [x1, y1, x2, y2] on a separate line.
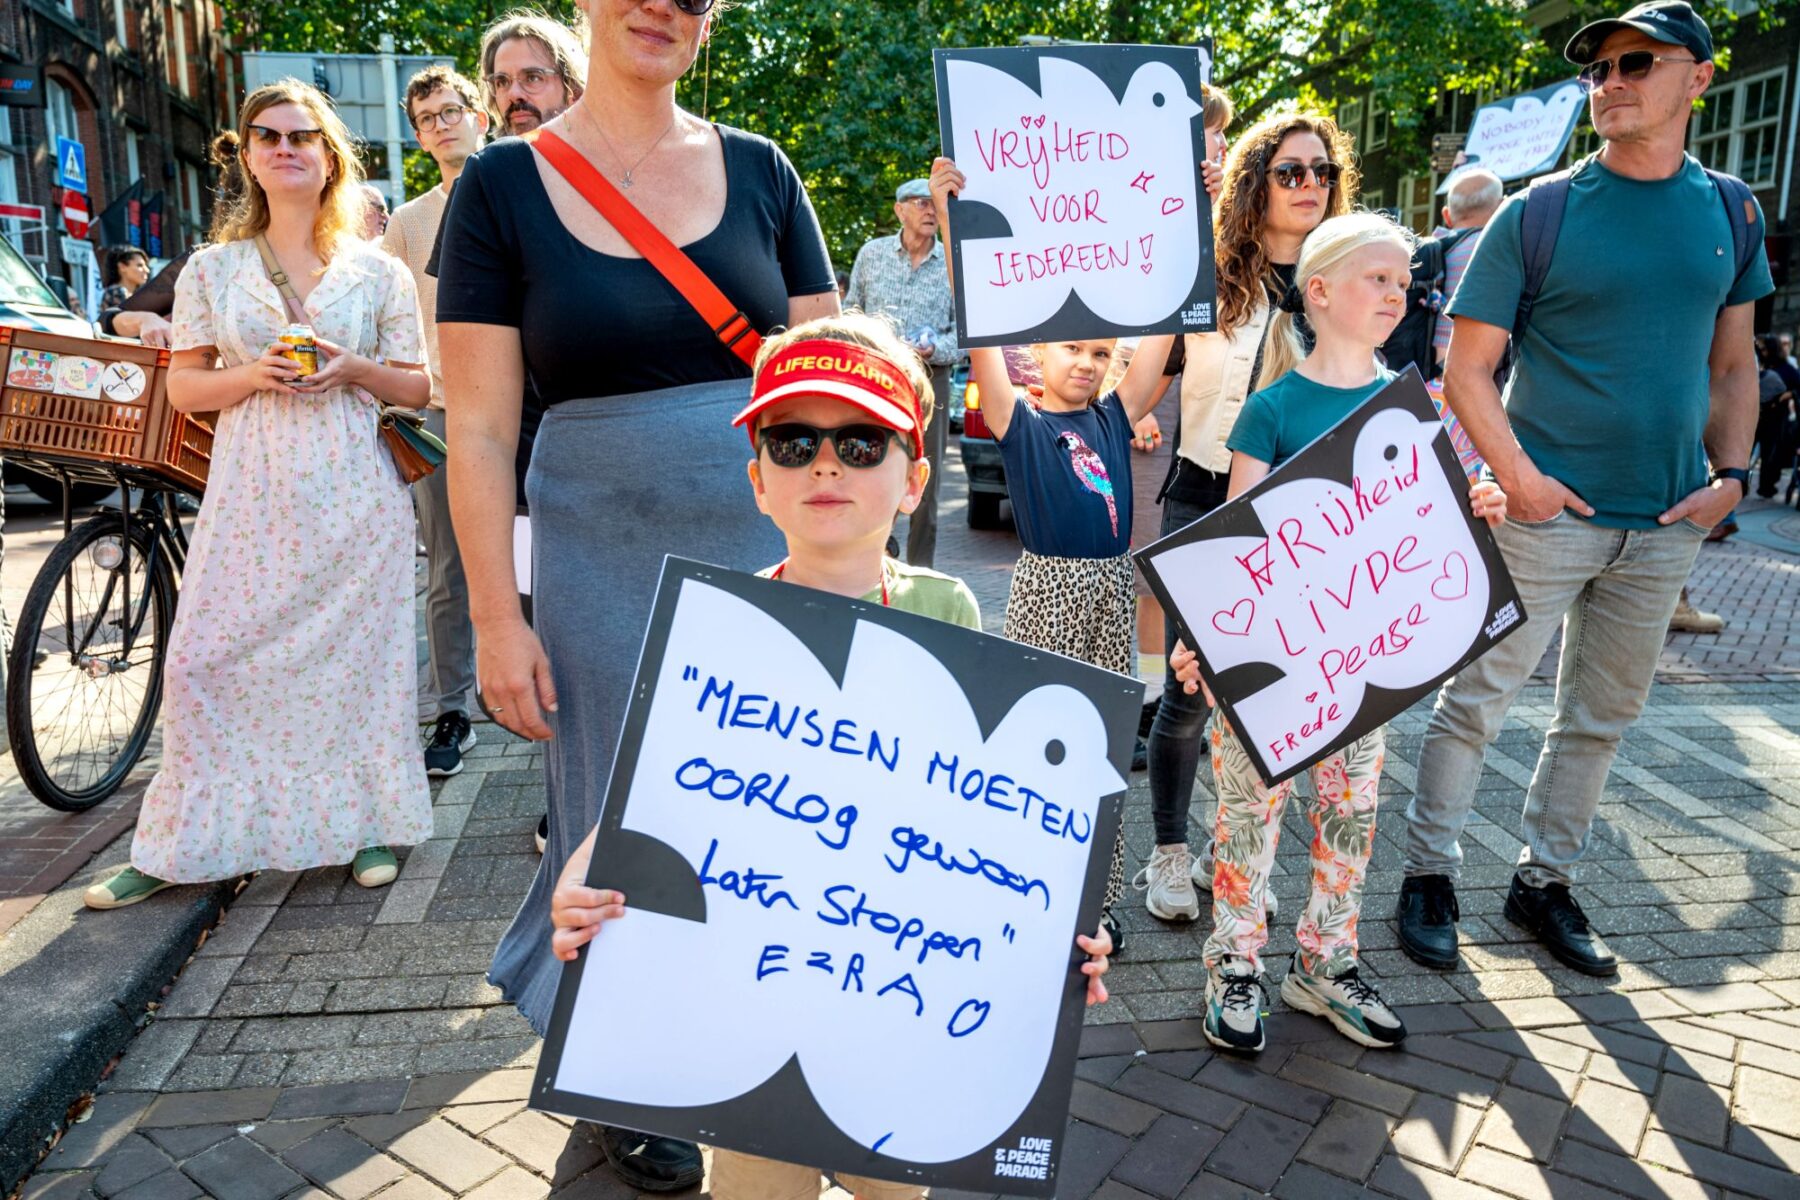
[1565, 0, 1714, 65]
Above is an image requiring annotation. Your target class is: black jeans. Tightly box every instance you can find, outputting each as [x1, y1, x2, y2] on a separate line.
[1755, 405, 1791, 497]
[1147, 462, 1232, 846]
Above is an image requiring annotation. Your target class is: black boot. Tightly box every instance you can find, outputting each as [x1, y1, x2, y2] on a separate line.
[594, 1125, 704, 1192]
[1396, 874, 1460, 969]
[1504, 875, 1617, 977]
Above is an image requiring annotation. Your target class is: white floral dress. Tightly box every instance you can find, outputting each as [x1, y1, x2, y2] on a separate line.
[131, 238, 433, 882]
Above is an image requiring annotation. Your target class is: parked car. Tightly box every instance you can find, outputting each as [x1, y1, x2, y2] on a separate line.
[0, 234, 117, 506]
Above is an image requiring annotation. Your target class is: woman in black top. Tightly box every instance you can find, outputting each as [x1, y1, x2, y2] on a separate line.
[436, 3, 836, 1188]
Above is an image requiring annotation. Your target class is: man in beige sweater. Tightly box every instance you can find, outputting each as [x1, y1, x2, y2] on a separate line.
[384, 65, 489, 778]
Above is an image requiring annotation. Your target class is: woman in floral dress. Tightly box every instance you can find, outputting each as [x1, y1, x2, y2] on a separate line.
[85, 80, 433, 909]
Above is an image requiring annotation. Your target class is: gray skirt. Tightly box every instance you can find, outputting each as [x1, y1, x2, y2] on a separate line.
[487, 379, 786, 1035]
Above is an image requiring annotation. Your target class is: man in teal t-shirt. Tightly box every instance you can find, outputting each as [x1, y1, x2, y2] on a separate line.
[1397, 1, 1772, 980]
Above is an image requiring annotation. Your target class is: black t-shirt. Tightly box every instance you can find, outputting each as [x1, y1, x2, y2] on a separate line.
[433, 126, 835, 404]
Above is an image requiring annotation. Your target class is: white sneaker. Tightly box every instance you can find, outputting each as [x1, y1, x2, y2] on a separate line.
[1191, 839, 1279, 918]
[1279, 954, 1407, 1048]
[1204, 957, 1267, 1053]
[1133, 844, 1201, 921]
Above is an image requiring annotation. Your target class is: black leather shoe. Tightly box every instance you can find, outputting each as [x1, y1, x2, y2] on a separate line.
[595, 1125, 704, 1192]
[1504, 876, 1617, 977]
[1396, 874, 1460, 969]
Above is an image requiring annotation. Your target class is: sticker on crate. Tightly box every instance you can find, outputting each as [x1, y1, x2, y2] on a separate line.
[100, 362, 147, 402]
[7, 349, 56, 390]
[54, 356, 104, 399]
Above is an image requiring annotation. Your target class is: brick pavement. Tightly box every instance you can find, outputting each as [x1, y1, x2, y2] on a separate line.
[10, 461, 1800, 1200]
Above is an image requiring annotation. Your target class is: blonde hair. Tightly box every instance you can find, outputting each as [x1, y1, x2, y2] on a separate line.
[1213, 112, 1360, 336]
[211, 80, 365, 266]
[1260, 211, 1417, 387]
[754, 312, 936, 451]
[480, 11, 588, 124]
[1202, 84, 1235, 134]
[1027, 339, 1124, 405]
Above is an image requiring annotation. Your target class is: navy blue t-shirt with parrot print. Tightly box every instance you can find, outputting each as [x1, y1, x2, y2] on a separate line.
[994, 390, 1134, 558]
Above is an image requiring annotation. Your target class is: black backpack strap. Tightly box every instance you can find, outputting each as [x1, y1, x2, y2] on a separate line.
[1513, 163, 1580, 342]
[1702, 167, 1762, 306]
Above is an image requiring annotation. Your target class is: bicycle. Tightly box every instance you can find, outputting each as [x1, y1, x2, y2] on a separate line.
[5, 464, 191, 811]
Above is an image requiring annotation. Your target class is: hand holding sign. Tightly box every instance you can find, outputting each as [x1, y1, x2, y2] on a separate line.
[1138, 371, 1525, 784]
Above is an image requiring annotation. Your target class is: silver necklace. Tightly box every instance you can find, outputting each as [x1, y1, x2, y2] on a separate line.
[581, 102, 678, 189]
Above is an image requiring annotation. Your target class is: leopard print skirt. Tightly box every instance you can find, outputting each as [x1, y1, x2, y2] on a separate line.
[1003, 549, 1137, 915]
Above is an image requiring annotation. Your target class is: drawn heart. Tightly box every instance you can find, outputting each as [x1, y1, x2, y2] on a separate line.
[1304, 692, 1319, 704]
[1140, 263, 1153, 274]
[1161, 196, 1184, 215]
[1033, 115, 1046, 128]
[1020, 116, 1034, 129]
[1431, 551, 1470, 602]
[1416, 503, 1433, 518]
[1212, 598, 1254, 637]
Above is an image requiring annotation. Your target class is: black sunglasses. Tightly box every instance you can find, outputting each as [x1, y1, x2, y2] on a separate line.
[1577, 50, 1697, 92]
[247, 125, 326, 150]
[759, 423, 901, 469]
[672, 0, 716, 12]
[1267, 161, 1341, 190]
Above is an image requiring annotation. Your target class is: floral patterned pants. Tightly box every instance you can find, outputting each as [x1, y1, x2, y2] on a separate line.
[1201, 718, 1385, 978]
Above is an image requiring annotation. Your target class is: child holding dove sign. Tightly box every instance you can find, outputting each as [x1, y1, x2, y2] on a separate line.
[550, 313, 1165, 1200]
[1191, 212, 1508, 1055]
[928, 157, 1209, 952]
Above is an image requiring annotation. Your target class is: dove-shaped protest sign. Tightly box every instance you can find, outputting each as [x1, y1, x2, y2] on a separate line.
[535, 560, 1141, 1193]
[1137, 371, 1525, 785]
[1442, 80, 1585, 190]
[934, 44, 1216, 347]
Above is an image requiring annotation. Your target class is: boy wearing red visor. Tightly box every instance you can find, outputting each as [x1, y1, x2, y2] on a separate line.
[546, 314, 1121, 1200]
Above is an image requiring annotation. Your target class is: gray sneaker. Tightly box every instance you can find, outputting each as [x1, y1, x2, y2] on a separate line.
[1134, 844, 1201, 921]
[1204, 957, 1266, 1053]
[1279, 954, 1406, 1048]
[1192, 838, 1279, 918]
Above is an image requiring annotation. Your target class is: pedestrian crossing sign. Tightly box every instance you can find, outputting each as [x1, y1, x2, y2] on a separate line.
[55, 136, 86, 194]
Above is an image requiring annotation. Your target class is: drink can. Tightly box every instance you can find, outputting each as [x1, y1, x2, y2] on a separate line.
[279, 324, 319, 377]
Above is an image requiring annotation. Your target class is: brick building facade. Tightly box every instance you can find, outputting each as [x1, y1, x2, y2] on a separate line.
[0, 0, 233, 303]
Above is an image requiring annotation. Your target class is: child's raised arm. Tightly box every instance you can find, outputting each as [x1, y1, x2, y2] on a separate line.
[932, 156, 1018, 442]
[1116, 335, 1177, 423]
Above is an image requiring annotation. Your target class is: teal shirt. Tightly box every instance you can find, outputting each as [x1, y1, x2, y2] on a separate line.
[1228, 367, 1397, 470]
[1448, 155, 1774, 529]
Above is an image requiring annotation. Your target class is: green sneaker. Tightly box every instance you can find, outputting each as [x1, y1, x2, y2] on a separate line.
[352, 846, 399, 888]
[83, 867, 174, 910]
[1279, 953, 1407, 1048]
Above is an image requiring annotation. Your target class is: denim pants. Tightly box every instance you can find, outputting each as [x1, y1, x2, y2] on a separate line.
[1147, 464, 1232, 846]
[1405, 514, 1706, 889]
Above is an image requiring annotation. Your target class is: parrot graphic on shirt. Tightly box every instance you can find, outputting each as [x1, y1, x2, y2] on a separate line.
[1056, 430, 1118, 537]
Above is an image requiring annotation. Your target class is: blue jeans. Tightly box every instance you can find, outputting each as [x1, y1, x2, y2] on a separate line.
[1405, 514, 1707, 888]
[1148, 466, 1231, 846]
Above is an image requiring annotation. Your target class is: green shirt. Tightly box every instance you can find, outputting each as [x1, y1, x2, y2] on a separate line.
[758, 558, 983, 630]
[1448, 154, 1775, 529]
[1228, 367, 1397, 470]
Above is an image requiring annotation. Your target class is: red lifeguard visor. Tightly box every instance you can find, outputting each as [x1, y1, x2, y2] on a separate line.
[733, 339, 925, 460]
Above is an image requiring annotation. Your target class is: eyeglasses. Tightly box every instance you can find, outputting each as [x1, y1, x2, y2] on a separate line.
[484, 67, 562, 95]
[1578, 50, 1698, 92]
[412, 103, 470, 132]
[1267, 161, 1341, 190]
[759, 423, 902, 469]
[898, 196, 934, 209]
[247, 125, 325, 150]
[672, 0, 717, 12]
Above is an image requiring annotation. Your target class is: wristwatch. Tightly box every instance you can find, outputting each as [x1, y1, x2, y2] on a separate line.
[1710, 467, 1750, 491]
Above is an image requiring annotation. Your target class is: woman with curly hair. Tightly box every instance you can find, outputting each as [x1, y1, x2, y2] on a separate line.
[1136, 110, 1358, 925]
[85, 79, 433, 909]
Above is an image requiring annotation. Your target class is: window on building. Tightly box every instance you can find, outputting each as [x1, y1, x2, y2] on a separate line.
[1369, 98, 1389, 151]
[182, 161, 204, 248]
[1339, 98, 1365, 148]
[1401, 174, 1436, 235]
[125, 129, 141, 185]
[46, 78, 81, 160]
[169, 2, 192, 97]
[1364, 187, 1388, 216]
[1692, 69, 1786, 188]
[0, 109, 19, 254]
[115, 0, 131, 49]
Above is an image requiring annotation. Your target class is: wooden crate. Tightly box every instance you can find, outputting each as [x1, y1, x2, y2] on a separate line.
[0, 327, 212, 494]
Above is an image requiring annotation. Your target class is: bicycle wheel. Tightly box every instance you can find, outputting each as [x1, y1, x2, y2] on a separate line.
[7, 513, 176, 811]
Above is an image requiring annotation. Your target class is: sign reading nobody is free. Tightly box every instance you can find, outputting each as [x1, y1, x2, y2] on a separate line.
[534, 559, 1142, 1194]
[934, 43, 1217, 347]
[1137, 370, 1526, 785]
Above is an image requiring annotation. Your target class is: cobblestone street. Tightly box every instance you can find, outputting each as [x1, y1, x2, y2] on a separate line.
[7, 474, 1800, 1200]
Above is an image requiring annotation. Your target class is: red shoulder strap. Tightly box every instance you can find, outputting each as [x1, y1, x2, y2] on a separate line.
[528, 128, 760, 367]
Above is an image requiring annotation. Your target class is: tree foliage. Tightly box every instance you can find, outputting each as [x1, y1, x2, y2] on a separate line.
[217, 0, 1794, 264]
